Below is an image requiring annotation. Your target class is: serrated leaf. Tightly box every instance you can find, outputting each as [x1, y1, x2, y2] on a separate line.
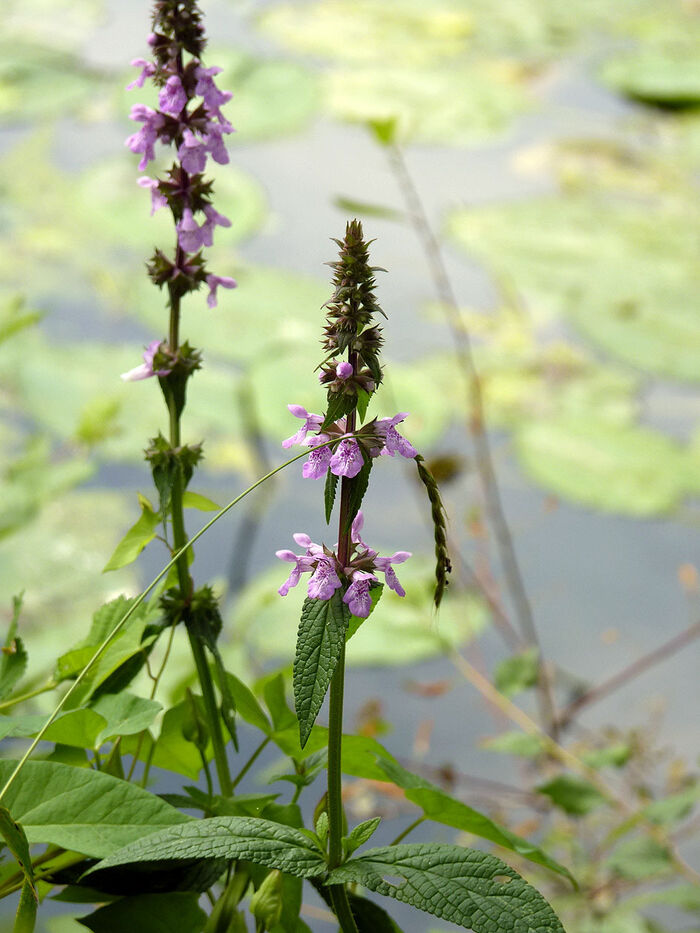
[0, 760, 189, 857]
[324, 469, 339, 524]
[355, 386, 372, 423]
[537, 774, 606, 817]
[77, 893, 206, 933]
[293, 592, 350, 747]
[84, 817, 326, 882]
[102, 501, 160, 572]
[493, 648, 540, 697]
[327, 843, 565, 932]
[376, 756, 575, 885]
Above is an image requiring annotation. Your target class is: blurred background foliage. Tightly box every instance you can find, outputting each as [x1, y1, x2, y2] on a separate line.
[0, 0, 699, 931]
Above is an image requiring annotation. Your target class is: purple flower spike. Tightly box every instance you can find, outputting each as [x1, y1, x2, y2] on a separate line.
[137, 176, 167, 215]
[283, 405, 324, 449]
[178, 129, 208, 175]
[376, 412, 417, 459]
[205, 273, 237, 309]
[204, 122, 232, 165]
[126, 58, 156, 90]
[373, 551, 411, 597]
[302, 437, 333, 479]
[159, 74, 187, 116]
[307, 557, 342, 600]
[336, 361, 353, 380]
[120, 339, 169, 382]
[330, 438, 363, 479]
[275, 549, 315, 596]
[200, 204, 231, 248]
[343, 571, 377, 618]
[177, 208, 204, 253]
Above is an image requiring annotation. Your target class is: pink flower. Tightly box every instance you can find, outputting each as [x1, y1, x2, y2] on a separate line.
[307, 557, 342, 600]
[176, 208, 204, 253]
[200, 204, 231, 248]
[302, 436, 333, 480]
[120, 340, 170, 382]
[275, 549, 316, 596]
[205, 273, 237, 308]
[178, 128, 208, 175]
[137, 176, 167, 215]
[330, 438, 363, 479]
[158, 75, 187, 116]
[125, 104, 164, 170]
[343, 571, 377, 618]
[283, 405, 324, 449]
[195, 65, 233, 121]
[126, 58, 156, 91]
[373, 551, 411, 597]
[375, 412, 417, 459]
[336, 361, 353, 380]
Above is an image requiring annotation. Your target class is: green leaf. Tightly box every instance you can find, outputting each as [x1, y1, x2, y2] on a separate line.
[601, 47, 700, 108]
[293, 592, 350, 747]
[0, 806, 37, 933]
[327, 843, 565, 932]
[181, 491, 221, 512]
[581, 744, 632, 769]
[77, 893, 206, 933]
[493, 648, 539, 697]
[537, 774, 606, 817]
[262, 672, 297, 733]
[85, 817, 326, 882]
[102, 498, 160, 572]
[321, 392, 354, 431]
[606, 837, 673, 881]
[343, 817, 381, 857]
[481, 731, 545, 758]
[0, 760, 189, 857]
[90, 693, 162, 743]
[0, 708, 106, 749]
[225, 672, 271, 734]
[120, 699, 213, 780]
[324, 469, 339, 524]
[376, 757, 575, 885]
[0, 594, 28, 700]
[643, 783, 700, 825]
[355, 386, 372, 422]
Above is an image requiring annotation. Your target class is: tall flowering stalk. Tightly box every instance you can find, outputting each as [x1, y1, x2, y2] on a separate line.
[277, 221, 450, 932]
[122, 0, 236, 795]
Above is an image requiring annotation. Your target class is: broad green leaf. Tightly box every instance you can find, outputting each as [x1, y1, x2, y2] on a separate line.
[85, 817, 326, 881]
[0, 594, 28, 700]
[225, 672, 271, 734]
[0, 805, 37, 933]
[77, 893, 206, 933]
[376, 756, 575, 884]
[327, 843, 565, 932]
[121, 699, 214, 780]
[0, 761, 189, 857]
[102, 499, 160, 572]
[261, 672, 297, 733]
[537, 775, 606, 817]
[90, 693, 162, 743]
[293, 591, 350, 747]
[493, 648, 540, 697]
[0, 708, 106, 749]
[580, 744, 632, 769]
[601, 46, 700, 108]
[643, 783, 700, 825]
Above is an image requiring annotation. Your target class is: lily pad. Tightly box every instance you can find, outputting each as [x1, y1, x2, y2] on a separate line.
[227, 557, 488, 667]
[601, 47, 700, 109]
[326, 62, 530, 145]
[448, 193, 700, 381]
[514, 415, 698, 516]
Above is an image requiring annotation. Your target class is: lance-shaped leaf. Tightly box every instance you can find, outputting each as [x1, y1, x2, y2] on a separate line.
[0, 761, 189, 857]
[293, 592, 350, 747]
[326, 843, 565, 932]
[377, 756, 575, 885]
[0, 806, 37, 933]
[84, 817, 326, 884]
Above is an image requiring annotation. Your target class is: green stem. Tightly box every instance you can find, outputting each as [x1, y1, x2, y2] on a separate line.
[325, 404, 359, 933]
[0, 438, 346, 804]
[0, 681, 56, 712]
[232, 735, 271, 790]
[390, 815, 425, 846]
[167, 290, 233, 797]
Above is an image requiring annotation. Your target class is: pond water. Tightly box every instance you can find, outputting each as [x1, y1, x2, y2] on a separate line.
[1, 0, 699, 930]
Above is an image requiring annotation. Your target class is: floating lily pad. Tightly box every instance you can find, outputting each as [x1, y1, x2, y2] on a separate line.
[514, 415, 698, 516]
[227, 557, 488, 667]
[448, 193, 700, 381]
[260, 1, 474, 67]
[0, 43, 105, 125]
[601, 47, 700, 109]
[326, 62, 530, 145]
[0, 490, 140, 676]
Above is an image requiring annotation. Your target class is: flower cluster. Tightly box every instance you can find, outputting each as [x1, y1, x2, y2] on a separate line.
[276, 512, 410, 618]
[283, 404, 417, 479]
[125, 0, 236, 328]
